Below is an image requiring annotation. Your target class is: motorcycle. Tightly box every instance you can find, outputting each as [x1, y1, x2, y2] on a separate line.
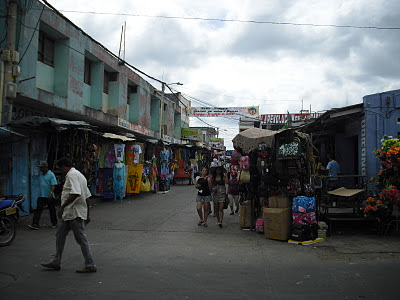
[0, 194, 25, 246]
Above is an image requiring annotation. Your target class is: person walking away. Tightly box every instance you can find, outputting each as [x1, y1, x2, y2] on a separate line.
[227, 172, 240, 215]
[326, 154, 340, 191]
[211, 166, 228, 227]
[185, 161, 194, 185]
[29, 161, 58, 230]
[40, 157, 96, 273]
[195, 167, 212, 227]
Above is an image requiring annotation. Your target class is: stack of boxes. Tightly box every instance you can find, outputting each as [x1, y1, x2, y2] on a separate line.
[262, 197, 292, 241]
[291, 196, 318, 241]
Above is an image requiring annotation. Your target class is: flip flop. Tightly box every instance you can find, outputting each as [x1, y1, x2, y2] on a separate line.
[203, 223, 208, 227]
[198, 221, 204, 226]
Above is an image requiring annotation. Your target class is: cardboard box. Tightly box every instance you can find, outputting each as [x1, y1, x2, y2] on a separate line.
[269, 197, 291, 208]
[263, 207, 291, 241]
[239, 206, 252, 228]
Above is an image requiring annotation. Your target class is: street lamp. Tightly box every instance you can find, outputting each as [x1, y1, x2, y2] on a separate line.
[160, 81, 183, 138]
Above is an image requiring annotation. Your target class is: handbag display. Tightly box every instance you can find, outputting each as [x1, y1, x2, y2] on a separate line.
[224, 194, 230, 209]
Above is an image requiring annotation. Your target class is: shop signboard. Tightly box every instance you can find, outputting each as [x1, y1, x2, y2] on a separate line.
[118, 118, 153, 137]
[190, 106, 259, 118]
[209, 138, 224, 150]
[260, 113, 323, 124]
[181, 128, 199, 139]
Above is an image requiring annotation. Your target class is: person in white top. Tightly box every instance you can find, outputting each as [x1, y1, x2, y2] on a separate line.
[40, 157, 97, 273]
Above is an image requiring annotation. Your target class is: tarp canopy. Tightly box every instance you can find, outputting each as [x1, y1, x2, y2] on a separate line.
[232, 127, 282, 154]
[9, 116, 92, 131]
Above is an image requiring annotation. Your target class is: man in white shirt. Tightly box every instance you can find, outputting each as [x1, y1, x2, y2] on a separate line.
[40, 157, 97, 273]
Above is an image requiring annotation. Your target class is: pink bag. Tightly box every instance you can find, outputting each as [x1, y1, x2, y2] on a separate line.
[256, 218, 264, 233]
[292, 212, 317, 225]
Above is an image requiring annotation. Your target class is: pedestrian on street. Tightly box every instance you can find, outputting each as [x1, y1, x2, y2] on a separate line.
[227, 171, 240, 215]
[195, 167, 212, 227]
[326, 153, 340, 191]
[40, 157, 97, 273]
[211, 166, 228, 228]
[185, 161, 194, 185]
[29, 161, 58, 230]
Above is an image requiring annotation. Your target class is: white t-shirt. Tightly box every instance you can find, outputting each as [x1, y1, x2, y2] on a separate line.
[114, 143, 125, 162]
[132, 145, 142, 164]
[61, 168, 91, 221]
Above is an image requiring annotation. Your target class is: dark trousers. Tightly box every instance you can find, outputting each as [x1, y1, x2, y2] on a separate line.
[32, 197, 57, 226]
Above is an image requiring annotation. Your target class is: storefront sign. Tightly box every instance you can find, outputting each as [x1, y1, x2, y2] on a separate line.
[12, 104, 50, 120]
[118, 118, 153, 137]
[181, 128, 199, 137]
[190, 106, 259, 117]
[260, 113, 323, 124]
[361, 118, 367, 176]
[209, 138, 224, 149]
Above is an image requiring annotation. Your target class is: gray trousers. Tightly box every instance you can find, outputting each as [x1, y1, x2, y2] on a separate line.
[52, 218, 96, 268]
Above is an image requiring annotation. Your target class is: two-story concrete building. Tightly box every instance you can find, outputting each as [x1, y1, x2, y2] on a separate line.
[0, 0, 183, 210]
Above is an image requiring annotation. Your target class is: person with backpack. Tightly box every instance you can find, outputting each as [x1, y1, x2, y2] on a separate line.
[227, 171, 240, 215]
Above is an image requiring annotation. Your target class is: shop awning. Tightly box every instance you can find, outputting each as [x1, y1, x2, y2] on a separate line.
[9, 116, 92, 131]
[232, 127, 282, 154]
[102, 132, 135, 142]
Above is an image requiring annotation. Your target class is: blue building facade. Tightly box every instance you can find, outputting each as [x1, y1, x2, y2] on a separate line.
[362, 90, 400, 181]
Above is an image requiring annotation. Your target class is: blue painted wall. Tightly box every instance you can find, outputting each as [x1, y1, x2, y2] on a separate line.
[362, 90, 400, 180]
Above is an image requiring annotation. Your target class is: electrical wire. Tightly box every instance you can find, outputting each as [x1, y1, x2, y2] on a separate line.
[32, 8, 400, 30]
[18, 5, 44, 64]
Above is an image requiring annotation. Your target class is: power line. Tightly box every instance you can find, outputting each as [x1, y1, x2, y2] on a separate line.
[32, 8, 400, 30]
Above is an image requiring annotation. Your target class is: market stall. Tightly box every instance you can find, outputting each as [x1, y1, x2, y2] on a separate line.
[232, 127, 319, 242]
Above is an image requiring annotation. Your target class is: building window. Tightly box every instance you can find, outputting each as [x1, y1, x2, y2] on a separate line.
[84, 58, 92, 85]
[103, 71, 110, 94]
[127, 84, 137, 103]
[38, 31, 55, 67]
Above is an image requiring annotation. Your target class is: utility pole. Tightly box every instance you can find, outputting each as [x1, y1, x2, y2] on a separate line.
[1, 0, 19, 125]
[159, 82, 165, 139]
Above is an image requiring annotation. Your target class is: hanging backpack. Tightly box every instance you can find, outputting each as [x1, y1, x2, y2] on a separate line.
[239, 156, 250, 170]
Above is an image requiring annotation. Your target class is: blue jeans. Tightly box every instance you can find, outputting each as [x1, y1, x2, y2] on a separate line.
[52, 218, 96, 268]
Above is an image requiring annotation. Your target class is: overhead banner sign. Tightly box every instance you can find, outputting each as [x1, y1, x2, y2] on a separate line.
[181, 128, 199, 138]
[209, 138, 224, 149]
[260, 113, 323, 125]
[190, 106, 259, 117]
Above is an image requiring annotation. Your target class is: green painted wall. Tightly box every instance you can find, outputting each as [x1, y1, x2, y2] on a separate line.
[108, 81, 120, 115]
[129, 93, 139, 123]
[151, 97, 160, 132]
[90, 62, 103, 110]
[174, 112, 181, 138]
[36, 61, 54, 93]
[83, 83, 91, 106]
[54, 40, 68, 98]
[102, 93, 108, 113]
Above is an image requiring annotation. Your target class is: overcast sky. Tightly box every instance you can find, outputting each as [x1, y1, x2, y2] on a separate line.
[48, 0, 400, 149]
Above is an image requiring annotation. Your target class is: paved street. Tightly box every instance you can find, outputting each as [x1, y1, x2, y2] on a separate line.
[1, 185, 400, 299]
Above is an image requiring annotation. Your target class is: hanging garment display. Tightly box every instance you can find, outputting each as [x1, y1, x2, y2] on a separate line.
[125, 145, 135, 165]
[105, 145, 116, 168]
[114, 143, 126, 163]
[127, 164, 143, 194]
[113, 162, 126, 201]
[98, 144, 108, 168]
[132, 144, 143, 164]
[103, 168, 114, 198]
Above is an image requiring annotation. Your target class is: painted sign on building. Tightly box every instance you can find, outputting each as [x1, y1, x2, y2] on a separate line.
[190, 107, 259, 117]
[118, 118, 153, 137]
[209, 138, 224, 149]
[361, 118, 367, 176]
[260, 113, 323, 124]
[181, 128, 199, 138]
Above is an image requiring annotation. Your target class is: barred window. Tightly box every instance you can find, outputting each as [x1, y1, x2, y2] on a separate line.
[84, 58, 92, 85]
[38, 31, 55, 67]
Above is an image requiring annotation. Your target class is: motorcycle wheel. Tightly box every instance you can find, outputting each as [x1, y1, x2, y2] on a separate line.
[0, 216, 16, 246]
